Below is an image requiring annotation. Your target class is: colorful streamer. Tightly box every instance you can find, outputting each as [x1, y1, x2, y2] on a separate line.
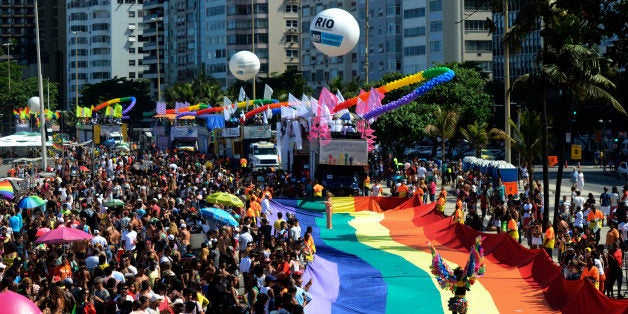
[195, 99, 276, 116]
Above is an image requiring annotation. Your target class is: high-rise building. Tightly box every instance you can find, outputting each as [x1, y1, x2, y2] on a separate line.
[300, 0, 360, 91]
[142, 0, 165, 102]
[1, 1, 65, 94]
[200, 1, 227, 86]
[402, 0, 493, 76]
[223, 0, 301, 95]
[66, 0, 148, 109]
[492, 3, 542, 84]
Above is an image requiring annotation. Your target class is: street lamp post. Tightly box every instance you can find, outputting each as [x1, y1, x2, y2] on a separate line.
[599, 119, 612, 174]
[2, 43, 12, 91]
[149, 17, 163, 102]
[72, 31, 81, 111]
[34, 0, 47, 170]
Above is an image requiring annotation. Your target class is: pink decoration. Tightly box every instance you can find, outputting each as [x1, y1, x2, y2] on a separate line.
[319, 87, 338, 114]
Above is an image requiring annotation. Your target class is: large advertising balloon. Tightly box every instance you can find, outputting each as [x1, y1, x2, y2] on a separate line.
[229, 51, 261, 81]
[310, 8, 360, 57]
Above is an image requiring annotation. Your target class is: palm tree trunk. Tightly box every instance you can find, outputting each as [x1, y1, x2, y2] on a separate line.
[553, 102, 568, 228]
[441, 141, 446, 187]
[541, 92, 550, 223]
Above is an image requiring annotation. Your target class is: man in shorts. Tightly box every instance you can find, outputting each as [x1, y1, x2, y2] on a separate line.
[600, 187, 612, 226]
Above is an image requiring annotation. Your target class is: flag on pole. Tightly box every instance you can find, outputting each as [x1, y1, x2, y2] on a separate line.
[156, 102, 167, 115]
[223, 97, 233, 121]
[264, 84, 274, 100]
[238, 87, 247, 102]
[319, 87, 338, 114]
[336, 90, 345, 104]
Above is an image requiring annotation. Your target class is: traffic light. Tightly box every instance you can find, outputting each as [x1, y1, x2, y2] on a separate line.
[571, 110, 576, 121]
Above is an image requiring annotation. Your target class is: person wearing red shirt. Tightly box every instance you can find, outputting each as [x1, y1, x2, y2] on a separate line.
[53, 255, 73, 280]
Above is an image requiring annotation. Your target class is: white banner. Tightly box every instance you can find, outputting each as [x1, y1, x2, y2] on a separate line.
[243, 125, 271, 139]
[170, 126, 197, 139]
[318, 139, 368, 166]
[222, 127, 240, 138]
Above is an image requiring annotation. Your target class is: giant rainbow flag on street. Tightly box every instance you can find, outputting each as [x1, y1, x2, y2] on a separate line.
[266, 195, 628, 313]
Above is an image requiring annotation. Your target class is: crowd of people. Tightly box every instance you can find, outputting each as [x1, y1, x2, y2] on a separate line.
[0, 145, 321, 314]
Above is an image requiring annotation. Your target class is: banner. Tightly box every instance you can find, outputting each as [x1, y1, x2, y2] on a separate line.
[318, 139, 368, 166]
[242, 125, 271, 139]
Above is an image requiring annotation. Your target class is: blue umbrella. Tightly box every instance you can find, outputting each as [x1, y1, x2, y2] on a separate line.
[199, 207, 239, 227]
[18, 196, 46, 209]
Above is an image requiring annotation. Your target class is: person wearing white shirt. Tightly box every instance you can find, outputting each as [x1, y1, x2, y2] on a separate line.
[91, 230, 108, 248]
[239, 251, 253, 274]
[238, 226, 253, 252]
[573, 207, 584, 230]
[122, 226, 138, 252]
[289, 219, 302, 241]
[371, 181, 382, 196]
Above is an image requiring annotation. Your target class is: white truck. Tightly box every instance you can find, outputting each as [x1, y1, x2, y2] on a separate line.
[248, 141, 280, 169]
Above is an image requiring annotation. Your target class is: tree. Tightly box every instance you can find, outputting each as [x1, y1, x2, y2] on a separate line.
[424, 107, 460, 180]
[459, 121, 499, 158]
[328, 76, 360, 100]
[164, 72, 223, 106]
[492, 110, 544, 180]
[80, 77, 151, 120]
[253, 68, 312, 101]
[369, 63, 493, 157]
[0, 60, 59, 134]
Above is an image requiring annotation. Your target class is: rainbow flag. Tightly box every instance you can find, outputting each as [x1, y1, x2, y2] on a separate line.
[264, 196, 628, 313]
[0, 180, 14, 199]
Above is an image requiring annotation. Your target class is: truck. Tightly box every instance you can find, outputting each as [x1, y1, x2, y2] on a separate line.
[248, 141, 280, 169]
[312, 139, 368, 196]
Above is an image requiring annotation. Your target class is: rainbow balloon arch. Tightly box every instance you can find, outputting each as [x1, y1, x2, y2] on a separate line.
[156, 66, 455, 123]
[91, 96, 137, 119]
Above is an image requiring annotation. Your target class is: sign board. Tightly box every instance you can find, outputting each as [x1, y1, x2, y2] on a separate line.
[170, 126, 197, 139]
[222, 127, 240, 138]
[243, 125, 271, 139]
[153, 126, 166, 136]
[571, 144, 582, 160]
[318, 139, 368, 166]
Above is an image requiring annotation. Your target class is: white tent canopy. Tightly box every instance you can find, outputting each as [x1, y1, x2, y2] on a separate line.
[0, 132, 52, 147]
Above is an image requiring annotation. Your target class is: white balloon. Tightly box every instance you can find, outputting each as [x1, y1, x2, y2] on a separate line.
[310, 8, 360, 57]
[28, 96, 40, 112]
[229, 51, 261, 81]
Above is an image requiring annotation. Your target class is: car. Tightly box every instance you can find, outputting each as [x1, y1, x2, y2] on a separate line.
[617, 162, 628, 179]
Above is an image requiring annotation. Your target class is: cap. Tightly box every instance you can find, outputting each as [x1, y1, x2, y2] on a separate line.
[180, 224, 186, 228]
[94, 276, 104, 284]
[52, 276, 62, 284]
[150, 294, 164, 302]
[168, 234, 175, 240]
[172, 298, 184, 306]
[62, 278, 73, 285]
[94, 230, 100, 235]
[0, 262, 6, 269]
[585, 247, 592, 253]
[265, 274, 277, 281]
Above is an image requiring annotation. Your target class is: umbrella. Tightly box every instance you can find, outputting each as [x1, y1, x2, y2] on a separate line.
[103, 199, 125, 207]
[18, 195, 46, 209]
[35, 227, 51, 237]
[0, 180, 14, 200]
[0, 290, 42, 314]
[35, 226, 93, 244]
[205, 192, 244, 208]
[79, 166, 89, 172]
[199, 207, 239, 227]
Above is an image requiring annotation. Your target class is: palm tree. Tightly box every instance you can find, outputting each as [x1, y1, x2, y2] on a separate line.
[458, 121, 499, 158]
[492, 110, 544, 181]
[514, 44, 625, 223]
[425, 107, 459, 183]
[164, 72, 223, 106]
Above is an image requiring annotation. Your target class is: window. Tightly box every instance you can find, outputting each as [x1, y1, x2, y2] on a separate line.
[129, 48, 136, 54]
[285, 5, 298, 13]
[92, 23, 109, 31]
[69, 12, 87, 21]
[404, 26, 425, 37]
[92, 48, 109, 55]
[430, 21, 442, 32]
[386, 4, 400, 16]
[465, 40, 492, 52]
[129, 72, 136, 79]
[404, 45, 426, 56]
[129, 60, 136, 66]
[286, 20, 298, 28]
[404, 7, 425, 19]
[464, 0, 490, 11]
[464, 20, 487, 31]
[430, 40, 441, 52]
[429, 0, 442, 12]
[128, 11, 135, 18]
[92, 72, 110, 79]
[286, 49, 298, 58]
[387, 23, 398, 35]
[91, 60, 110, 67]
